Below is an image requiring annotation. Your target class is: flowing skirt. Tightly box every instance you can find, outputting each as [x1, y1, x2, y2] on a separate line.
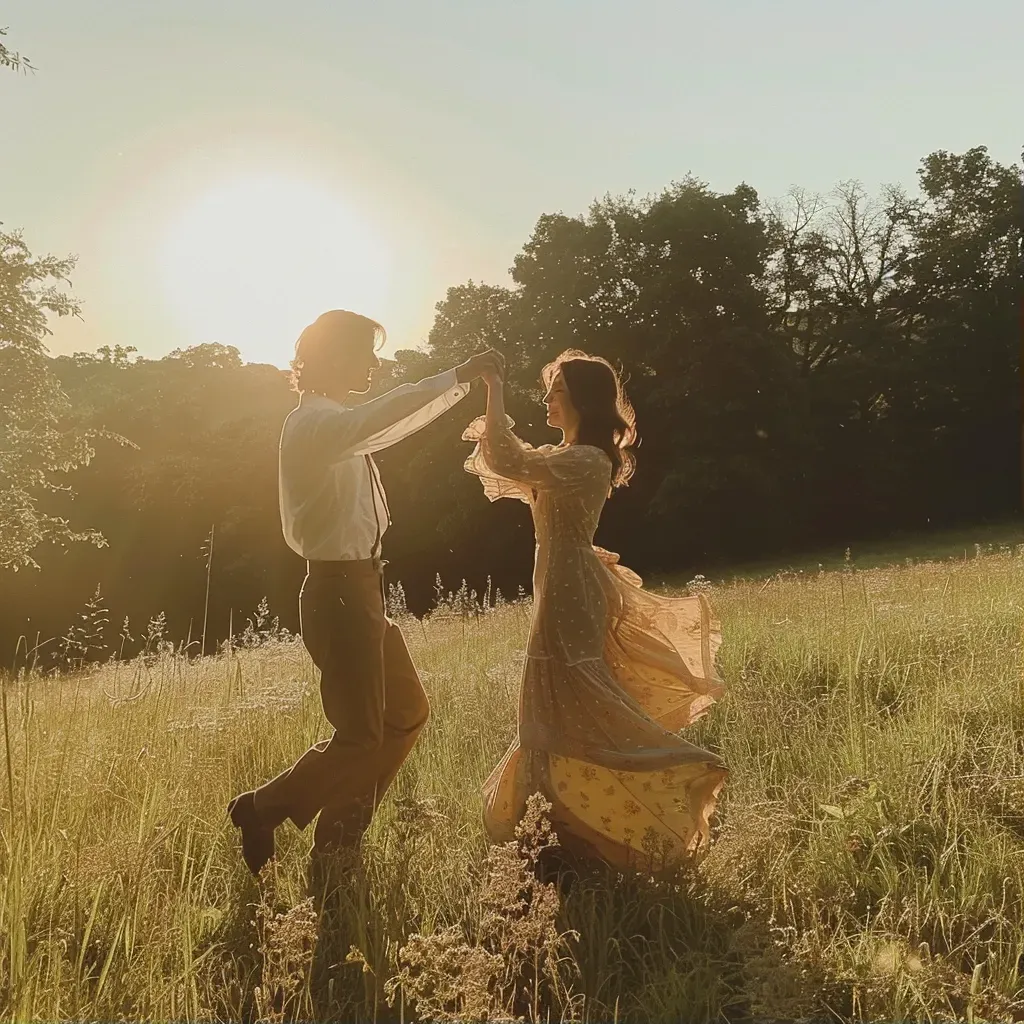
[483, 548, 728, 877]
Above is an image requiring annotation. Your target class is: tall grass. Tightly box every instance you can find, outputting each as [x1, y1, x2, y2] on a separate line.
[2, 548, 1024, 1021]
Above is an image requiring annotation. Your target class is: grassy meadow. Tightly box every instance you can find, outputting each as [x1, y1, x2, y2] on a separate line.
[3, 541, 1024, 1022]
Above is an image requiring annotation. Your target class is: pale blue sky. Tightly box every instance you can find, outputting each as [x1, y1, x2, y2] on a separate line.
[2, 0, 1020, 366]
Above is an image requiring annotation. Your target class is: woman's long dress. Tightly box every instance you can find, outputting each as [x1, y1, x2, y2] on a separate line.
[463, 416, 728, 877]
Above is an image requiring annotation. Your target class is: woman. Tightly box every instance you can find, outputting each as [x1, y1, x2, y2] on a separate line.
[463, 349, 727, 877]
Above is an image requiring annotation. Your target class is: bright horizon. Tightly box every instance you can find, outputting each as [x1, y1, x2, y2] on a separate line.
[2, 0, 1021, 367]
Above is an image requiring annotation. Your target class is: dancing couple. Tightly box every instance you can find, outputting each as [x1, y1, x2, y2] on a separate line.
[229, 309, 727, 879]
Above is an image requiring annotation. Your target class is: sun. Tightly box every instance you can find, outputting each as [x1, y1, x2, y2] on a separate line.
[159, 173, 393, 366]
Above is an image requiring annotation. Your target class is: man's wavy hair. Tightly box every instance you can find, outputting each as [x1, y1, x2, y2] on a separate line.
[289, 310, 386, 393]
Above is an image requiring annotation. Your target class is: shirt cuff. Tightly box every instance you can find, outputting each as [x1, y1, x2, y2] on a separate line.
[437, 368, 459, 391]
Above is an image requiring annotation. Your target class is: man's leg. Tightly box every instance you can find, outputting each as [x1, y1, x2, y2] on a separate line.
[248, 567, 389, 839]
[312, 619, 431, 849]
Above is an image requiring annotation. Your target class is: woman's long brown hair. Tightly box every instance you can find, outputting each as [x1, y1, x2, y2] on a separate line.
[541, 349, 637, 490]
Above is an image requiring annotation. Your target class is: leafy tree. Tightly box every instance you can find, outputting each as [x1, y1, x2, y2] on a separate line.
[0, 230, 116, 569]
[431, 179, 807, 560]
[896, 147, 1023, 517]
[0, 26, 130, 570]
[764, 181, 920, 526]
[167, 341, 244, 370]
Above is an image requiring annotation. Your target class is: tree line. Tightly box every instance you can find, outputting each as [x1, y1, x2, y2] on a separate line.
[1, 145, 1020, 667]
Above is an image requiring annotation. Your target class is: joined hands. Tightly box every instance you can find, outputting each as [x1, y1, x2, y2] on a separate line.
[455, 348, 504, 387]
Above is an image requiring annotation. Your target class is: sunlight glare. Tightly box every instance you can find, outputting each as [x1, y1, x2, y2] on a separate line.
[159, 174, 393, 366]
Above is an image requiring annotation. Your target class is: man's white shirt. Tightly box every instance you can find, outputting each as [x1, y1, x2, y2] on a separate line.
[279, 369, 470, 561]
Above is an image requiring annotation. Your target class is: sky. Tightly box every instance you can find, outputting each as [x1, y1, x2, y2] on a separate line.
[2, 0, 1021, 367]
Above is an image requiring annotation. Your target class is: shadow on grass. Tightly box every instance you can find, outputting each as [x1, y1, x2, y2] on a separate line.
[304, 849, 388, 1023]
[535, 846, 846, 1024]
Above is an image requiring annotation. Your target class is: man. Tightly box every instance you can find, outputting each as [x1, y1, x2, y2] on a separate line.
[228, 309, 503, 875]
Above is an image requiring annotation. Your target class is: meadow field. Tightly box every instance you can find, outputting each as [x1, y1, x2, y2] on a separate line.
[3, 541, 1024, 1022]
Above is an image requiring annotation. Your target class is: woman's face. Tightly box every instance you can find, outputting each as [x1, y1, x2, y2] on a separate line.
[543, 369, 579, 433]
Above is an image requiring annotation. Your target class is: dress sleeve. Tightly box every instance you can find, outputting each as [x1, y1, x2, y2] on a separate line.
[462, 415, 609, 502]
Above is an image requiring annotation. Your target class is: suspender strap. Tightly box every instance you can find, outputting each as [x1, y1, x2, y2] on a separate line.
[364, 454, 392, 564]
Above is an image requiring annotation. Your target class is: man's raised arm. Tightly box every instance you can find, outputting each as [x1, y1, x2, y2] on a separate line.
[307, 349, 504, 460]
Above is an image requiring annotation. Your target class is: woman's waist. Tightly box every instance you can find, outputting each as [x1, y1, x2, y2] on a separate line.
[534, 537, 599, 554]
[533, 542, 609, 583]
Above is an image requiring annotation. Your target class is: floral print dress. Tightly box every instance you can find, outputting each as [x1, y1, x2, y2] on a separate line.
[463, 415, 728, 876]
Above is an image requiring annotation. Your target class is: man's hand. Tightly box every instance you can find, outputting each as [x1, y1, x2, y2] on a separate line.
[455, 348, 505, 385]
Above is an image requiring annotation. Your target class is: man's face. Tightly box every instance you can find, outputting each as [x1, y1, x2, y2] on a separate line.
[332, 335, 381, 395]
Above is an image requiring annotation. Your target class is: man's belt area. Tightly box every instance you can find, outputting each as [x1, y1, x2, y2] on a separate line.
[306, 557, 387, 577]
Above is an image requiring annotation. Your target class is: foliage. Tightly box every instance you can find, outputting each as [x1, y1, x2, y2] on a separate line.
[0, 146, 1019, 655]
[0, 26, 34, 75]
[0, 28, 133, 574]
[0, 230, 123, 570]
[383, 794, 579, 1022]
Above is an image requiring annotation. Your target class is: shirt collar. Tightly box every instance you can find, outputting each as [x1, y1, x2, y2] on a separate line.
[299, 391, 346, 411]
